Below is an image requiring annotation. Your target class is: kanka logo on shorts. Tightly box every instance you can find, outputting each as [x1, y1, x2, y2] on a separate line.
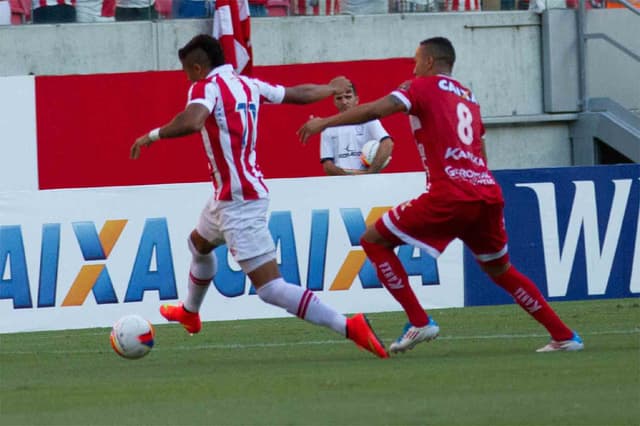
[0, 218, 177, 309]
[211, 206, 439, 297]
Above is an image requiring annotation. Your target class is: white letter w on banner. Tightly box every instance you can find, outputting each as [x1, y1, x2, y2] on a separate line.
[516, 180, 632, 297]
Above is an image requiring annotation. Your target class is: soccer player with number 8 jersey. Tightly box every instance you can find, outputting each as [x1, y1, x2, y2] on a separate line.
[298, 37, 584, 354]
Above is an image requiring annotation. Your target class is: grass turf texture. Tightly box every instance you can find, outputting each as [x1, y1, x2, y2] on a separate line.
[1, 298, 638, 426]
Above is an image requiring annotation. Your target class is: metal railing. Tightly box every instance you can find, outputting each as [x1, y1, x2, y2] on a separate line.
[576, 0, 640, 111]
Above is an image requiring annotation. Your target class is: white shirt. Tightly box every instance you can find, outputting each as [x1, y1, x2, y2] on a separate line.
[188, 64, 285, 201]
[320, 120, 389, 171]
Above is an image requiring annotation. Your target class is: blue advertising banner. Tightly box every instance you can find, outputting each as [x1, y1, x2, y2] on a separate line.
[464, 164, 639, 306]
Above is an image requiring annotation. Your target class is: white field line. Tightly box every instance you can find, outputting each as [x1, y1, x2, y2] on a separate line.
[1, 329, 638, 355]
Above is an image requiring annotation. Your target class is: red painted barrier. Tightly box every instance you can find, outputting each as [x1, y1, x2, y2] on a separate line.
[36, 58, 421, 190]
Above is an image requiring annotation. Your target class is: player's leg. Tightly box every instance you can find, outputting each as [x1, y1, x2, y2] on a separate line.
[159, 230, 218, 334]
[183, 230, 217, 312]
[360, 226, 429, 328]
[246, 256, 345, 335]
[160, 198, 223, 334]
[361, 197, 450, 353]
[232, 198, 387, 358]
[465, 202, 583, 352]
[484, 261, 582, 351]
[240, 256, 387, 358]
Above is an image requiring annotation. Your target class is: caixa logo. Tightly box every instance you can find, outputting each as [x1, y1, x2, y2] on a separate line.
[212, 206, 439, 297]
[1, 208, 439, 308]
[0, 218, 177, 309]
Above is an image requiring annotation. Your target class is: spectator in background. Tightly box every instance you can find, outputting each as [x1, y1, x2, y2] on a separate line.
[249, 0, 267, 16]
[76, 0, 115, 22]
[171, 0, 210, 18]
[390, 0, 437, 12]
[441, 0, 481, 11]
[115, 0, 157, 20]
[565, 0, 604, 7]
[342, 0, 387, 13]
[500, 0, 528, 9]
[10, 0, 32, 22]
[320, 82, 393, 175]
[32, 0, 76, 23]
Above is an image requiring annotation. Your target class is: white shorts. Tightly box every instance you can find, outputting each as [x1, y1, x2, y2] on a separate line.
[196, 197, 275, 262]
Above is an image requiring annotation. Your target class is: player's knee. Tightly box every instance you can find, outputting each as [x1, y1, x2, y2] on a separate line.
[189, 230, 214, 255]
[479, 256, 511, 277]
[360, 236, 377, 255]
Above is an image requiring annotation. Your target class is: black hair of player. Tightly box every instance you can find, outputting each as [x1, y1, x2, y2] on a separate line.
[420, 37, 456, 68]
[179, 34, 225, 69]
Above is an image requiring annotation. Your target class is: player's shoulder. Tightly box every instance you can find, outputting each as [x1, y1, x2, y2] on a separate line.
[192, 75, 217, 89]
[396, 76, 441, 95]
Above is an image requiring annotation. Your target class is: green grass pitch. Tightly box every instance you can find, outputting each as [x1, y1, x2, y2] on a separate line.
[1, 298, 638, 425]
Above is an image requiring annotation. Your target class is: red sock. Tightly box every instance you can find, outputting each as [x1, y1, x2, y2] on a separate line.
[361, 238, 429, 327]
[491, 266, 573, 341]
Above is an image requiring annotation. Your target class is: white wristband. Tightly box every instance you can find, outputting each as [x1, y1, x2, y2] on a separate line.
[148, 128, 161, 142]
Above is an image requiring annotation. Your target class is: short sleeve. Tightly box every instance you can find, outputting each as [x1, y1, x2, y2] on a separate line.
[252, 78, 286, 104]
[187, 80, 217, 112]
[391, 79, 417, 114]
[319, 130, 334, 162]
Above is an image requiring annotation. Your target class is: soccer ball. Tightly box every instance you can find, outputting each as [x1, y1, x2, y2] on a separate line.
[360, 139, 391, 169]
[110, 314, 155, 359]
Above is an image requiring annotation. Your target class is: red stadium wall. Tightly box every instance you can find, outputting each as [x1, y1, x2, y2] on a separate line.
[35, 58, 422, 190]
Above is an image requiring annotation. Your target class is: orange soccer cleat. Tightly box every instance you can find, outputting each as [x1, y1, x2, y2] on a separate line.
[159, 303, 202, 334]
[346, 313, 389, 359]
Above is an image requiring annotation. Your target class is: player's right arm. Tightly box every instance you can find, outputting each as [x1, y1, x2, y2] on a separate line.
[130, 103, 209, 159]
[298, 95, 406, 144]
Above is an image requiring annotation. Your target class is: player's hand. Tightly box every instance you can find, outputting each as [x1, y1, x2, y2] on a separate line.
[329, 76, 351, 95]
[130, 135, 152, 159]
[297, 116, 326, 144]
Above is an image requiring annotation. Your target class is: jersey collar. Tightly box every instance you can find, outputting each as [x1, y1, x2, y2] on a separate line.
[207, 64, 235, 78]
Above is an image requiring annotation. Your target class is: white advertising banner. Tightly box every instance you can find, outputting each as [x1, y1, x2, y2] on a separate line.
[0, 75, 38, 191]
[0, 173, 464, 333]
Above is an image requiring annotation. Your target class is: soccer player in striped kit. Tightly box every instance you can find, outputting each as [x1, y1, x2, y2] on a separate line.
[130, 34, 388, 359]
[298, 37, 584, 354]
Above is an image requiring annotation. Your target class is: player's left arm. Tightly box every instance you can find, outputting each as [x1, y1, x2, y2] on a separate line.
[298, 95, 405, 144]
[130, 103, 209, 159]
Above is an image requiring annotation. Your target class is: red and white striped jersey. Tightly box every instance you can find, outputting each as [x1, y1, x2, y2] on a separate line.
[442, 0, 481, 11]
[188, 64, 285, 201]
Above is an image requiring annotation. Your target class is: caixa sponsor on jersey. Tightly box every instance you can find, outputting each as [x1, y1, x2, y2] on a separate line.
[464, 164, 639, 306]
